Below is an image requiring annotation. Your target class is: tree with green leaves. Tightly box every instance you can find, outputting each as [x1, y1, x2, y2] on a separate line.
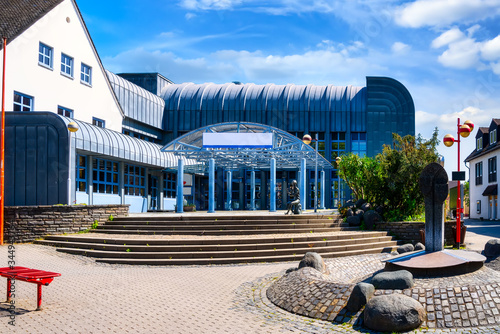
[338, 128, 440, 221]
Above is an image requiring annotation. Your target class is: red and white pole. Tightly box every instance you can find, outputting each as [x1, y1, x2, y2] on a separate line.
[456, 118, 461, 246]
[443, 118, 474, 249]
[1, 37, 6, 246]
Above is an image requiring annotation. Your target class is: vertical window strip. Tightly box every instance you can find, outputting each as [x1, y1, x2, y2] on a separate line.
[351, 132, 367, 156]
[163, 172, 177, 198]
[124, 164, 146, 196]
[489, 157, 497, 183]
[476, 162, 483, 186]
[92, 158, 119, 194]
[76, 155, 87, 192]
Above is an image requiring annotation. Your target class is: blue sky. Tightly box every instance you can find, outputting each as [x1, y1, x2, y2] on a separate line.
[78, 0, 500, 177]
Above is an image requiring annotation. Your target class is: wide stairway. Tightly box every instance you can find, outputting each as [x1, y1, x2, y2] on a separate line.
[36, 214, 400, 265]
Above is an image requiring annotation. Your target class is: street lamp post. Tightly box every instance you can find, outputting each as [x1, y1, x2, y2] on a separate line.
[67, 122, 79, 205]
[443, 118, 474, 248]
[336, 156, 342, 209]
[302, 133, 318, 213]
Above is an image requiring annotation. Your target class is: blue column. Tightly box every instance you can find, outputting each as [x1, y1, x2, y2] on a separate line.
[270, 158, 276, 212]
[300, 158, 307, 212]
[176, 159, 184, 213]
[227, 171, 232, 211]
[208, 158, 215, 213]
[250, 170, 256, 211]
[320, 170, 326, 210]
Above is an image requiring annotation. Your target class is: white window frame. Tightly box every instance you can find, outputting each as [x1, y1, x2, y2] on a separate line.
[38, 42, 53, 69]
[13, 91, 34, 112]
[57, 106, 74, 118]
[80, 63, 92, 86]
[490, 129, 497, 144]
[61, 53, 73, 78]
[92, 117, 105, 128]
[477, 137, 483, 151]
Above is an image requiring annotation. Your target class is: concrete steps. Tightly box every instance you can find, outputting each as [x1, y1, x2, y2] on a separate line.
[35, 214, 400, 265]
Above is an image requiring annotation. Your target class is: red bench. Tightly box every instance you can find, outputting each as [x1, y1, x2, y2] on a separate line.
[0, 266, 61, 310]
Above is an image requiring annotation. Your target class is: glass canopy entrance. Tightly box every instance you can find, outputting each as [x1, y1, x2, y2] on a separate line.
[161, 122, 333, 213]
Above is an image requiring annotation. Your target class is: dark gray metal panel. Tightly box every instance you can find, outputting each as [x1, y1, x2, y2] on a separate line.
[366, 77, 415, 156]
[6, 112, 68, 206]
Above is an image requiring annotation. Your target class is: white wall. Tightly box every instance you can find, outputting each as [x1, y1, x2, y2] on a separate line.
[0, 0, 123, 131]
[469, 150, 499, 219]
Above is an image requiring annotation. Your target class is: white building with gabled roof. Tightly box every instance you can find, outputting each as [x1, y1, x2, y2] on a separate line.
[465, 119, 500, 220]
[0, 0, 124, 131]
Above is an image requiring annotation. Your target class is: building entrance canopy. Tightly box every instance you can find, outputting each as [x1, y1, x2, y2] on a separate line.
[160, 122, 333, 172]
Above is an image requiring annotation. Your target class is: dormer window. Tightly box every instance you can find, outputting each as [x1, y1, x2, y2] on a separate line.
[490, 129, 497, 144]
[477, 137, 483, 151]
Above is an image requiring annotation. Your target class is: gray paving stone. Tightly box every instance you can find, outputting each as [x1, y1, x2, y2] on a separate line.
[2, 244, 500, 333]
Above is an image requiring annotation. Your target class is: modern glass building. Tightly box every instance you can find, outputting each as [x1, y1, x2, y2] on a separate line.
[2, 0, 415, 213]
[157, 76, 415, 210]
[5, 75, 415, 212]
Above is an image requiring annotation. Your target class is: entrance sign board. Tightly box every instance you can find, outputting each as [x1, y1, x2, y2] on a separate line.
[202, 133, 273, 148]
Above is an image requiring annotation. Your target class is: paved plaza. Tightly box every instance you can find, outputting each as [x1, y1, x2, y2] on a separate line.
[0, 219, 499, 333]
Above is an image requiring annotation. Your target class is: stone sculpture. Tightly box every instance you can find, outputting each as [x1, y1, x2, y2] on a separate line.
[419, 162, 448, 252]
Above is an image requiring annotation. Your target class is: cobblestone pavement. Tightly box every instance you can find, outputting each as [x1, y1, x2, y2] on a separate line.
[268, 252, 500, 331]
[1, 244, 500, 333]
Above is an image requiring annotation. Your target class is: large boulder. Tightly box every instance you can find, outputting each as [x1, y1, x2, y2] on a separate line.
[298, 252, 328, 274]
[360, 202, 372, 212]
[346, 215, 361, 227]
[355, 199, 366, 208]
[397, 243, 415, 254]
[414, 242, 425, 251]
[371, 270, 414, 290]
[346, 283, 375, 313]
[345, 208, 354, 217]
[363, 210, 382, 230]
[364, 294, 425, 332]
[484, 239, 500, 257]
[344, 200, 356, 209]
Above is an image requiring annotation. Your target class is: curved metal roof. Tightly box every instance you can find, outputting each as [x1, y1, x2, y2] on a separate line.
[160, 82, 366, 114]
[58, 115, 189, 169]
[161, 122, 333, 171]
[106, 70, 165, 129]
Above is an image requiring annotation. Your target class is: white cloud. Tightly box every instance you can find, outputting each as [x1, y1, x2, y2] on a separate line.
[395, 0, 500, 28]
[481, 35, 500, 61]
[391, 42, 410, 54]
[431, 27, 500, 71]
[492, 61, 500, 75]
[179, 0, 242, 10]
[431, 27, 465, 49]
[102, 42, 385, 85]
[438, 38, 482, 69]
[185, 13, 197, 20]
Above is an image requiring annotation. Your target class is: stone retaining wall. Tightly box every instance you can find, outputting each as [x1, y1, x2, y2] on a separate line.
[374, 221, 457, 245]
[4, 205, 129, 243]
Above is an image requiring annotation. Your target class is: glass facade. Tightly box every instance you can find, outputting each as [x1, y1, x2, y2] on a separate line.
[93, 158, 119, 194]
[351, 132, 367, 156]
[163, 172, 176, 198]
[76, 155, 87, 192]
[124, 164, 145, 196]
